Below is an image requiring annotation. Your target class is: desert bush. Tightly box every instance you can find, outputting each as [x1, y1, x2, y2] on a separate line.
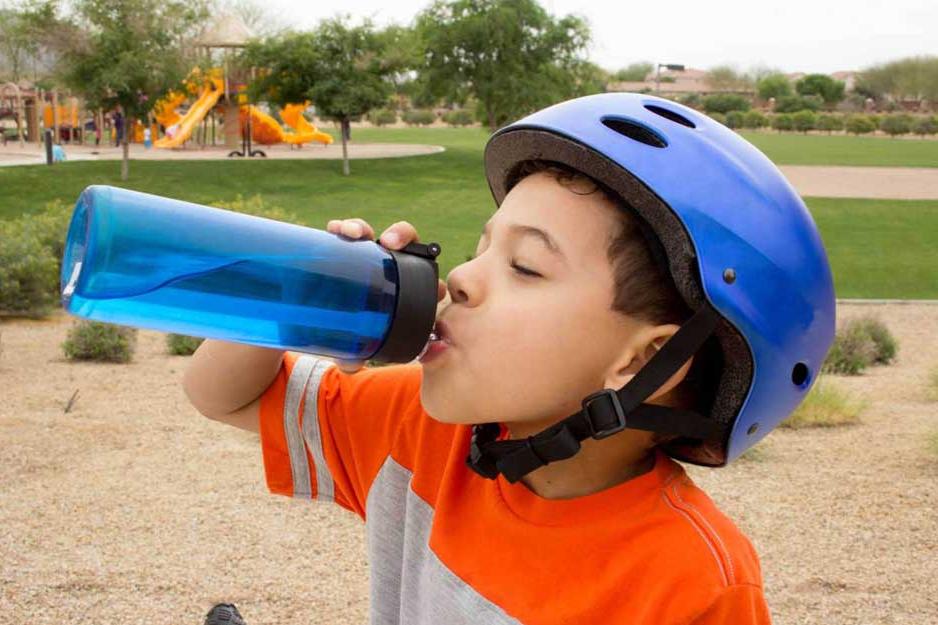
[402, 109, 436, 126]
[676, 93, 701, 108]
[782, 377, 865, 428]
[707, 112, 726, 126]
[771, 113, 794, 132]
[792, 110, 817, 133]
[774, 94, 822, 113]
[879, 114, 914, 137]
[823, 321, 878, 375]
[742, 110, 769, 129]
[912, 116, 938, 136]
[816, 113, 844, 133]
[850, 315, 898, 365]
[845, 114, 876, 135]
[166, 333, 204, 356]
[442, 109, 474, 126]
[62, 320, 137, 363]
[0, 218, 60, 318]
[702, 94, 751, 114]
[369, 109, 397, 126]
[724, 110, 745, 129]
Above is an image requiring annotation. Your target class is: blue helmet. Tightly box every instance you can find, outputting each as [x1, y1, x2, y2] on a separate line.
[470, 93, 835, 476]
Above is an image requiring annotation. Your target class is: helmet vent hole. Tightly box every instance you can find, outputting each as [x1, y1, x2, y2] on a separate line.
[601, 118, 667, 148]
[791, 362, 810, 387]
[644, 104, 696, 129]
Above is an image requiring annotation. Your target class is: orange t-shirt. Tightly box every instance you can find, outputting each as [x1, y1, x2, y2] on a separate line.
[259, 352, 772, 625]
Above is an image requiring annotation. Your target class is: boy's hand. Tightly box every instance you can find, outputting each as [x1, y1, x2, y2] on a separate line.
[326, 218, 447, 374]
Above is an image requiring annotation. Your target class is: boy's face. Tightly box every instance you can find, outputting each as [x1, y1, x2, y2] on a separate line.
[420, 172, 681, 435]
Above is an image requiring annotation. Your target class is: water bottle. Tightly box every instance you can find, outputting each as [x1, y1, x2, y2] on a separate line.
[60, 185, 442, 363]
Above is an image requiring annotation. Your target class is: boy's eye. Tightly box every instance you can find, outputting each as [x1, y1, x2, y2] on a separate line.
[510, 260, 541, 278]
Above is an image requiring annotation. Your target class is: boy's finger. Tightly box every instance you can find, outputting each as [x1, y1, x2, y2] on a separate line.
[340, 219, 375, 240]
[379, 221, 418, 249]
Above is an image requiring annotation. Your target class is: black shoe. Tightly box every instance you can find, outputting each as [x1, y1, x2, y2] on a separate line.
[205, 603, 246, 625]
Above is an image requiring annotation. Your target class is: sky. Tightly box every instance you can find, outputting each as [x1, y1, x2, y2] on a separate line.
[260, 0, 937, 75]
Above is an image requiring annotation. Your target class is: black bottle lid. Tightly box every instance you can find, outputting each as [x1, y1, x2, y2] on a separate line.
[371, 241, 441, 363]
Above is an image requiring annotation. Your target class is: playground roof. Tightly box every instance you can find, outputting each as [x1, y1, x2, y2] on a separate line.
[195, 13, 254, 48]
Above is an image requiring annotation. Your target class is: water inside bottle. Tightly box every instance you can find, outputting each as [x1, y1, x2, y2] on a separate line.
[62, 249, 398, 360]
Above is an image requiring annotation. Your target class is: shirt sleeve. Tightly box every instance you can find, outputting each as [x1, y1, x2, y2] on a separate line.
[257, 351, 423, 520]
[688, 584, 772, 625]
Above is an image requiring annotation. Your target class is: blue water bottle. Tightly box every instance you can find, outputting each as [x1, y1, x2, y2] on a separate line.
[60, 185, 442, 363]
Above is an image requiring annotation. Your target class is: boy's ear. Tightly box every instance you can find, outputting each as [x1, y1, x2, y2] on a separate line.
[603, 324, 694, 402]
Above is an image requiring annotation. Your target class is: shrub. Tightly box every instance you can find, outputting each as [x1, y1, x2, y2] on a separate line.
[879, 114, 914, 137]
[822, 321, 877, 375]
[742, 110, 769, 129]
[369, 109, 397, 126]
[816, 113, 844, 133]
[845, 114, 876, 135]
[0, 222, 59, 317]
[442, 109, 474, 126]
[676, 93, 701, 108]
[724, 110, 746, 129]
[166, 333, 204, 356]
[702, 94, 751, 114]
[782, 377, 865, 428]
[850, 315, 898, 365]
[402, 109, 436, 126]
[707, 112, 726, 126]
[792, 110, 817, 133]
[62, 320, 137, 363]
[912, 116, 938, 136]
[771, 113, 794, 132]
[867, 114, 882, 129]
[774, 94, 822, 113]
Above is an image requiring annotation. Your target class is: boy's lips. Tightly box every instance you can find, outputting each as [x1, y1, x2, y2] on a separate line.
[434, 318, 456, 346]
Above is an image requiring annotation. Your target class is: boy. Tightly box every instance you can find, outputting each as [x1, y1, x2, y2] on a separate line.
[184, 93, 835, 624]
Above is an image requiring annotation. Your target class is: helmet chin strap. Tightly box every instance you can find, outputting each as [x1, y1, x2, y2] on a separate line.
[467, 303, 729, 483]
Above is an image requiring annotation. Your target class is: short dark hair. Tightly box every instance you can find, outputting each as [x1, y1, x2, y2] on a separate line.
[507, 160, 723, 432]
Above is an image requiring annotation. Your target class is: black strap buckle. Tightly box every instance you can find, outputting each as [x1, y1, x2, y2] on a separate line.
[581, 389, 627, 439]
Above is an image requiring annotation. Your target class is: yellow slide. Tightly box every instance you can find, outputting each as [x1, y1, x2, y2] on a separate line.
[155, 78, 224, 148]
[153, 91, 187, 128]
[279, 102, 334, 145]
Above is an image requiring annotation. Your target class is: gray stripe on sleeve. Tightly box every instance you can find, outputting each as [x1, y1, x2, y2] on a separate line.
[301, 358, 335, 502]
[284, 355, 316, 498]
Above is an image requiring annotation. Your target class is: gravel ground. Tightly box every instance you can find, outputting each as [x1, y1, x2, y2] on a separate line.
[1, 302, 936, 624]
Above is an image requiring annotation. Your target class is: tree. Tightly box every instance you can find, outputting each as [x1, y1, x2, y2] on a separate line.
[857, 55, 938, 108]
[416, 0, 594, 131]
[703, 65, 752, 92]
[244, 17, 399, 175]
[0, 6, 37, 82]
[54, 0, 206, 180]
[795, 74, 845, 109]
[756, 73, 792, 101]
[614, 61, 653, 82]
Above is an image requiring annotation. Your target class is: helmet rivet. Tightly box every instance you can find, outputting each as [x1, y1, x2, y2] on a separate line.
[723, 268, 736, 284]
[747, 423, 759, 435]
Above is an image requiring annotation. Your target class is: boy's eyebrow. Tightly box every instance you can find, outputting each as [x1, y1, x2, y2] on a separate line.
[481, 220, 566, 259]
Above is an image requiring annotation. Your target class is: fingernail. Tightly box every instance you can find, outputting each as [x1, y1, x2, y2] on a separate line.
[382, 232, 400, 247]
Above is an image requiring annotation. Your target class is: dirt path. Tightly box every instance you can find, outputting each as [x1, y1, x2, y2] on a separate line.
[1, 303, 936, 624]
[778, 165, 938, 200]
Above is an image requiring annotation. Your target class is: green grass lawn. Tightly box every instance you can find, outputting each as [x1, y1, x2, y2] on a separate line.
[1, 126, 936, 298]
